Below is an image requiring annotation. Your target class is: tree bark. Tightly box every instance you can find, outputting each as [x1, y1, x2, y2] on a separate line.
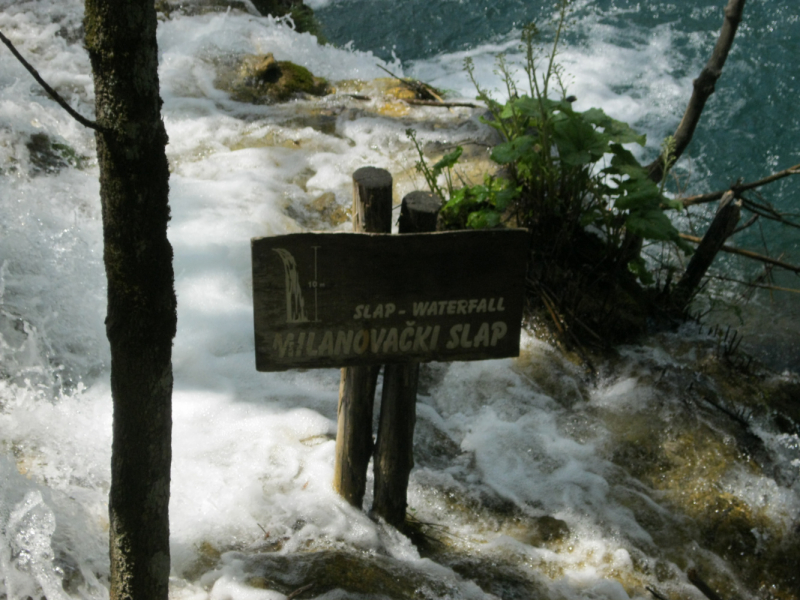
[672, 191, 741, 310]
[647, 0, 747, 183]
[83, 0, 176, 598]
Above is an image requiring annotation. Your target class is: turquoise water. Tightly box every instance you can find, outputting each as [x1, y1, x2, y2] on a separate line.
[317, 0, 800, 365]
[317, 0, 799, 259]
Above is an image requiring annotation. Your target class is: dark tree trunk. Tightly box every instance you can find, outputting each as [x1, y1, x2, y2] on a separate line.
[83, 0, 176, 598]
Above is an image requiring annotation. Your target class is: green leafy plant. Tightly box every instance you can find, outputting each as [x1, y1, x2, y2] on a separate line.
[411, 0, 689, 271]
[407, 0, 693, 345]
[406, 130, 520, 230]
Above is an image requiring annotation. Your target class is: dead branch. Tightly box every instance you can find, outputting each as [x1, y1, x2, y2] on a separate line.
[732, 214, 758, 234]
[376, 64, 445, 102]
[679, 233, 800, 274]
[647, 0, 747, 182]
[741, 197, 800, 230]
[646, 585, 671, 600]
[286, 583, 314, 600]
[680, 162, 800, 206]
[706, 273, 800, 294]
[0, 29, 105, 133]
[404, 99, 480, 108]
[672, 191, 741, 309]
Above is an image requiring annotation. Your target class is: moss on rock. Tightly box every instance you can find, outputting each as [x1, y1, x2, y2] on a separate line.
[232, 550, 457, 599]
[219, 53, 331, 104]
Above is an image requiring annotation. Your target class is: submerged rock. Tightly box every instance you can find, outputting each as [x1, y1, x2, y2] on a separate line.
[25, 132, 89, 175]
[219, 53, 332, 104]
[227, 550, 460, 598]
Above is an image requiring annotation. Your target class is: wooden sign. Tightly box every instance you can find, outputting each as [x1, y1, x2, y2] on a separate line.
[252, 229, 530, 371]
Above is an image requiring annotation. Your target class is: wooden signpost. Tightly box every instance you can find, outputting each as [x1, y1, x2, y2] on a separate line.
[251, 230, 529, 370]
[252, 167, 530, 526]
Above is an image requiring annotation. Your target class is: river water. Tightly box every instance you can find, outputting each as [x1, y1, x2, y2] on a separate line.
[0, 0, 799, 599]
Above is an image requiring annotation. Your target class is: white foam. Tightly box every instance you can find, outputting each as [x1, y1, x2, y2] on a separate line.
[1, 1, 798, 599]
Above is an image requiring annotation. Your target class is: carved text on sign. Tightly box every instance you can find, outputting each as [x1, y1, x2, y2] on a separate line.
[252, 229, 530, 371]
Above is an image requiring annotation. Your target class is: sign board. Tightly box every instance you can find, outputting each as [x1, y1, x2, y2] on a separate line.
[252, 229, 530, 371]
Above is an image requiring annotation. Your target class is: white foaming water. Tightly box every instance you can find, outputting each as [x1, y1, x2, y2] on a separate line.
[1, 1, 799, 599]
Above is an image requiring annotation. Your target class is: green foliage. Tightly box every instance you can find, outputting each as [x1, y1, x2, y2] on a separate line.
[408, 0, 689, 289]
[406, 129, 520, 230]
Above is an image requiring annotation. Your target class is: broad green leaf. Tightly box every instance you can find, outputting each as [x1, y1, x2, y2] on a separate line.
[628, 257, 655, 285]
[491, 135, 537, 164]
[467, 209, 502, 229]
[552, 116, 607, 166]
[493, 185, 521, 211]
[582, 108, 646, 145]
[432, 146, 463, 174]
[625, 208, 678, 241]
[608, 143, 641, 168]
[614, 186, 662, 211]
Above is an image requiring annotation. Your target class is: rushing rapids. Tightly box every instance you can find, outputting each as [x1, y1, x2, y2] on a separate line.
[1, 0, 799, 599]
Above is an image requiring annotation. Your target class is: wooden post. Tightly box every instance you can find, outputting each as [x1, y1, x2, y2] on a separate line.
[397, 191, 441, 234]
[672, 190, 741, 310]
[372, 191, 441, 526]
[333, 167, 393, 507]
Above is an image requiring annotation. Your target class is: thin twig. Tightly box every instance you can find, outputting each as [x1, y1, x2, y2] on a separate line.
[647, 0, 747, 182]
[741, 198, 800, 230]
[646, 585, 671, 600]
[404, 99, 480, 108]
[286, 582, 314, 600]
[0, 29, 105, 133]
[256, 522, 270, 538]
[376, 63, 445, 102]
[706, 273, 800, 295]
[679, 233, 800, 274]
[680, 162, 800, 207]
[732, 214, 758, 234]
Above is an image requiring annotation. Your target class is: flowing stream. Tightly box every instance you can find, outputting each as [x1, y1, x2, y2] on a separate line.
[1, 0, 799, 598]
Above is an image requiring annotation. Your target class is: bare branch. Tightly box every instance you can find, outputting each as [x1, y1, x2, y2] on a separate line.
[376, 63, 445, 102]
[404, 99, 480, 108]
[647, 0, 747, 182]
[0, 29, 105, 133]
[672, 191, 741, 309]
[679, 233, 800, 274]
[680, 162, 800, 206]
[741, 198, 800, 230]
[706, 273, 800, 295]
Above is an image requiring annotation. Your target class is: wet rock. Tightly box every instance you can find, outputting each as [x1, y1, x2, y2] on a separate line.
[448, 557, 549, 600]
[25, 132, 89, 175]
[219, 53, 332, 104]
[231, 550, 457, 599]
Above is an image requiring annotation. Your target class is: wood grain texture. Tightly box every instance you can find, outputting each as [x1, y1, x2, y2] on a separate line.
[252, 229, 530, 371]
[334, 167, 392, 507]
[672, 191, 741, 309]
[373, 362, 419, 525]
[372, 191, 441, 526]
